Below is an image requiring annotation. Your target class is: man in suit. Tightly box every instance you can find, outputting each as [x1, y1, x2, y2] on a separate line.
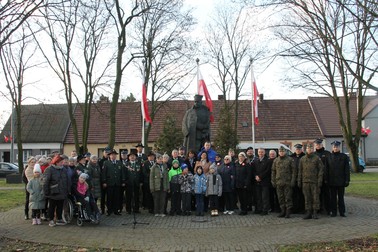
[125, 152, 143, 214]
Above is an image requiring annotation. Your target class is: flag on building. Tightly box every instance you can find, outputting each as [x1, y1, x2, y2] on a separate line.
[141, 83, 152, 124]
[197, 69, 214, 122]
[252, 70, 259, 125]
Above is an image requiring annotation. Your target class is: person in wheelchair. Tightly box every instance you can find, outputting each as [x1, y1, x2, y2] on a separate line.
[72, 173, 100, 223]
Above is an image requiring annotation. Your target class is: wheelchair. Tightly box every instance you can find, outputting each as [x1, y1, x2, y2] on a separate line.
[62, 194, 100, 226]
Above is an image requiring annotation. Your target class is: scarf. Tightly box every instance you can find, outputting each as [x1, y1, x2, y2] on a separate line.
[77, 181, 88, 196]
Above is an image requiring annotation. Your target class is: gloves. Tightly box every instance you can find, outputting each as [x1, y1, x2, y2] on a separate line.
[345, 181, 349, 187]
[84, 196, 89, 202]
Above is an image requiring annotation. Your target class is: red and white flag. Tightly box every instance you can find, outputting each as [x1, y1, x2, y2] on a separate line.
[197, 70, 214, 122]
[252, 70, 259, 125]
[141, 83, 152, 124]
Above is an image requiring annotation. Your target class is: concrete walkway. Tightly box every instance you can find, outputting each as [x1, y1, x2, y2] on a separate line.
[0, 196, 377, 252]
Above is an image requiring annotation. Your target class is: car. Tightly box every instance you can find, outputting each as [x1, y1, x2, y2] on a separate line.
[0, 162, 19, 177]
[345, 154, 366, 173]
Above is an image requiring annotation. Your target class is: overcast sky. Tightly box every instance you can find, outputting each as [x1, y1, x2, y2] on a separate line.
[0, 0, 313, 130]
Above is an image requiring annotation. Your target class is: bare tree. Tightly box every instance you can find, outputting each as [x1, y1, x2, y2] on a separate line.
[0, 0, 45, 49]
[274, 0, 377, 172]
[34, 0, 114, 153]
[104, 0, 152, 148]
[0, 27, 40, 172]
[204, 3, 266, 144]
[131, 0, 196, 149]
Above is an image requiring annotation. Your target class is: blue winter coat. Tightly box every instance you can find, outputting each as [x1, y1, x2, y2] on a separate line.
[193, 173, 207, 194]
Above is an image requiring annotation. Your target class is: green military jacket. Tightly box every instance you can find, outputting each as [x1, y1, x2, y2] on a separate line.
[125, 160, 142, 185]
[101, 159, 126, 186]
[298, 153, 324, 186]
[271, 155, 296, 187]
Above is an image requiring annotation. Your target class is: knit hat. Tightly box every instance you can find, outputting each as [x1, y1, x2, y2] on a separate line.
[181, 163, 188, 170]
[79, 173, 89, 180]
[172, 159, 180, 166]
[33, 164, 42, 173]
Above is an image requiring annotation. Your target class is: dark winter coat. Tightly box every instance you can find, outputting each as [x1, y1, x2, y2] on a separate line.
[87, 161, 101, 199]
[328, 152, 350, 187]
[253, 156, 271, 186]
[234, 161, 252, 189]
[218, 162, 235, 192]
[43, 165, 70, 200]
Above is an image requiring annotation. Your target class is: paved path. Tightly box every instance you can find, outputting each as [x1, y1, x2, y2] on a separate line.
[0, 196, 377, 252]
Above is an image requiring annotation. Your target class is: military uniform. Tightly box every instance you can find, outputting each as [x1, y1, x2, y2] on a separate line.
[298, 153, 324, 219]
[125, 159, 143, 213]
[314, 146, 331, 214]
[290, 150, 305, 213]
[101, 157, 126, 215]
[271, 154, 296, 217]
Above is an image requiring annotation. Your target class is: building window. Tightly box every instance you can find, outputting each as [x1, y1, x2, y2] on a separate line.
[23, 150, 32, 162]
[40, 150, 49, 156]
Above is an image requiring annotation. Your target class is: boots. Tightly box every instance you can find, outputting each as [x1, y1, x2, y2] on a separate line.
[32, 218, 37, 225]
[285, 208, 291, 218]
[312, 210, 318, 219]
[303, 210, 312, 219]
[277, 208, 286, 218]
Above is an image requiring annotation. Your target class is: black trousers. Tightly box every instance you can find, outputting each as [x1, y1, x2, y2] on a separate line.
[208, 195, 219, 211]
[142, 183, 153, 212]
[170, 191, 182, 214]
[320, 183, 331, 214]
[106, 185, 121, 214]
[223, 191, 234, 211]
[236, 188, 248, 213]
[100, 186, 107, 213]
[255, 184, 270, 212]
[48, 198, 64, 220]
[24, 188, 30, 216]
[329, 186, 346, 215]
[126, 184, 140, 213]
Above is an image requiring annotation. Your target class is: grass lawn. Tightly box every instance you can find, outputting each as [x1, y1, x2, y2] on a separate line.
[0, 190, 25, 212]
[0, 178, 24, 188]
[346, 172, 378, 199]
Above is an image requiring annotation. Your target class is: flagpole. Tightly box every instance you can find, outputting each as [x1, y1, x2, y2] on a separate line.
[142, 60, 146, 153]
[250, 59, 255, 150]
[196, 58, 200, 93]
[10, 101, 14, 163]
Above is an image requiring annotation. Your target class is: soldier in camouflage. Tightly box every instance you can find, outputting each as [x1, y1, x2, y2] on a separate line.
[271, 146, 296, 218]
[298, 144, 324, 219]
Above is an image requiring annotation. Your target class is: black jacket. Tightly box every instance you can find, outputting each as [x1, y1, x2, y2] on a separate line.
[328, 152, 350, 187]
[253, 156, 271, 186]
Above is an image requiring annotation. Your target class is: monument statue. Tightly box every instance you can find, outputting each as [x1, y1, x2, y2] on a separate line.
[182, 95, 211, 152]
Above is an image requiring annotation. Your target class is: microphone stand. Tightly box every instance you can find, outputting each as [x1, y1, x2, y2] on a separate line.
[122, 169, 149, 229]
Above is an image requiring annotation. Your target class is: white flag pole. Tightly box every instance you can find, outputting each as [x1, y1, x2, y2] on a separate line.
[250, 59, 255, 150]
[196, 58, 200, 93]
[142, 60, 146, 153]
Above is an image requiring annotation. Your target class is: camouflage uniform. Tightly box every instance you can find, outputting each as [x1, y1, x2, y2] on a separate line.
[271, 155, 296, 216]
[298, 153, 324, 218]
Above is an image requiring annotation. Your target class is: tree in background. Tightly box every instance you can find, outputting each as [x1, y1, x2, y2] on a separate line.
[154, 115, 183, 155]
[204, 2, 266, 143]
[0, 27, 40, 172]
[34, 0, 114, 154]
[273, 0, 377, 172]
[131, 0, 196, 149]
[213, 106, 239, 156]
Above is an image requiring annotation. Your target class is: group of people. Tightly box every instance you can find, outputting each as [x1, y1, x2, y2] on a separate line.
[22, 138, 350, 227]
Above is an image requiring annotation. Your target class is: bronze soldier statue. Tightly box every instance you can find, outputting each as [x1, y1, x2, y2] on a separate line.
[182, 95, 211, 152]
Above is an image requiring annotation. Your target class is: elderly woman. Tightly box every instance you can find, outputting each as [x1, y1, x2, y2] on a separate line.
[234, 152, 252, 215]
[43, 155, 70, 227]
[87, 155, 101, 202]
[22, 157, 36, 220]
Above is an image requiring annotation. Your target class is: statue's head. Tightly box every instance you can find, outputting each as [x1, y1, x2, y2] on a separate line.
[194, 94, 203, 108]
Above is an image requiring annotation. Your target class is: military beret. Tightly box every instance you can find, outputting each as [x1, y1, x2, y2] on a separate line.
[246, 146, 254, 151]
[331, 140, 341, 146]
[85, 152, 91, 157]
[314, 138, 323, 144]
[294, 144, 303, 149]
[76, 155, 85, 161]
[278, 146, 286, 152]
[121, 150, 128, 155]
[306, 143, 314, 148]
